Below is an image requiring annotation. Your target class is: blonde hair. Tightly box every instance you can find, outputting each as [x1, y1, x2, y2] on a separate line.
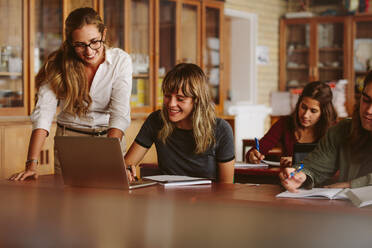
[35, 7, 106, 117]
[158, 63, 216, 154]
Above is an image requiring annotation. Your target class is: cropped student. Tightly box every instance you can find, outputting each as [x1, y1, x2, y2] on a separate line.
[10, 7, 132, 180]
[125, 63, 235, 183]
[246, 81, 337, 166]
[280, 70, 372, 192]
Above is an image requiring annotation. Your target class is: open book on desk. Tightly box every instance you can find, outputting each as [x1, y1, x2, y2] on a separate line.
[276, 188, 349, 200]
[143, 175, 212, 187]
[345, 185, 372, 208]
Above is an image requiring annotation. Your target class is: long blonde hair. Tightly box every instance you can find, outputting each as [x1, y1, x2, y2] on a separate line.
[35, 7, 106, 117]
[158, 63, 216, 154]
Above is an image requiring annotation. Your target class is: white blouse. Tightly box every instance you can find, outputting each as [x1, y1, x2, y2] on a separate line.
[31, 47, 132, 133]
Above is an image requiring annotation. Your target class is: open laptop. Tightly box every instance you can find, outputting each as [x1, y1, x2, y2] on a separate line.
[292, 142, 317, 166]
[54, 136, 157, 189]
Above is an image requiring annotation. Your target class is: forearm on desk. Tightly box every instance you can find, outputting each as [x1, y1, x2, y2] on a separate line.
[107, 128, 124, 140]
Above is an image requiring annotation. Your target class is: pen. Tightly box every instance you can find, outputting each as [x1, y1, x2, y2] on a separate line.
[289, 163, 304, 178]
[255, 137, 260, 152]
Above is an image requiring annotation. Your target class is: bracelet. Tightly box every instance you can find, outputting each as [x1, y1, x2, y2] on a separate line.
[25, 159, 38, 168]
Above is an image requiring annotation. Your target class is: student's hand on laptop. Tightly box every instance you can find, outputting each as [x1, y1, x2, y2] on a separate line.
[279, 167, 306, 193]
[280, 156, 292, 167]
[9, 169, 38, 181]
[247, 149, 265, 164]
[126, 165, 137, 182]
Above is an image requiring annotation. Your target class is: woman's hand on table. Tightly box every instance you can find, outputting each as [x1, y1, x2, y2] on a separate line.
[9, 169, 38, 181]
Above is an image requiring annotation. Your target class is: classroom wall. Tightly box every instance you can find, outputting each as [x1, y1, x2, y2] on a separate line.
[224, 0, 287, 113]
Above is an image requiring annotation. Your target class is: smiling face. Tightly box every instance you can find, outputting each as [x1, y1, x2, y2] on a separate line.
[71, 24, 106, 67]
[163, 88, 194, 129]
[297, 96, 321, 128]
[360, 83, 372, 133]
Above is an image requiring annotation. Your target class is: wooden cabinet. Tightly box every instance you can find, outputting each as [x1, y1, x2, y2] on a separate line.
[0, 118, 55, 179]
[0, 0, 29, 116]
[351, 16, 372, 109]
[280, 17, 353, 114]
[0, 0, 225, 116]
[101, 0, 224, 114]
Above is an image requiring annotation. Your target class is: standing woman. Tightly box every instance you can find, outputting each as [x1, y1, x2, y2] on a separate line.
[246, 81, 337, 166]
[125, 63, 235, 183]
[10, 7, 132, 180]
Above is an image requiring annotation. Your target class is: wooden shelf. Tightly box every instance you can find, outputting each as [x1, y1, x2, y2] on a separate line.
[133, 74, 149, 78]
[286, 66, 308, 70]
[319, 47, 343, 52]
[0, 72, 22, 77]
[290, 48, 309, 53]
[319, 66, 343, 70]
[355, 71, 368, 75]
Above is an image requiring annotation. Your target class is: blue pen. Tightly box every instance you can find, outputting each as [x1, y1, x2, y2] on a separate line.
[255, 138, 260, 152]
[289, 163, 304, 178]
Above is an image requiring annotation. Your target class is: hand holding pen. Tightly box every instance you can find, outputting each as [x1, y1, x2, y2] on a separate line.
[279, 162, 306, 193]
[246, 137, 265, 164]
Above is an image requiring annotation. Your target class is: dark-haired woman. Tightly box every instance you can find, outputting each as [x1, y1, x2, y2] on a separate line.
[246, 81, 337, 166]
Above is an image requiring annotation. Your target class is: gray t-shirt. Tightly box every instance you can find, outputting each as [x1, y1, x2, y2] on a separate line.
[135, 110, 235, 179]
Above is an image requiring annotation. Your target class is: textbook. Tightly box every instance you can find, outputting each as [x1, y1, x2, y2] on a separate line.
[143, 175, 212, 187]
[345, 185, 372, 208]
[234, 162, 269, 169]
[276, 188, 349, 200]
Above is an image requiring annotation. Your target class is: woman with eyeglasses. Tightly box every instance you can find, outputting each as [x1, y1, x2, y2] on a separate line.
[10, 7, 132, 181]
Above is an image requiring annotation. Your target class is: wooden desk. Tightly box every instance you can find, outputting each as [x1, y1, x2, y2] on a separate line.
[1, 175, 372, 247]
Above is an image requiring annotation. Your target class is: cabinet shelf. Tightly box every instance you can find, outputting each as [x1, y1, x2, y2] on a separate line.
[133, 74, 150, 78]
[290, 48, 309, 53]
[286, 66, 308, 70]
[319, 47, 343, 52]
[319, 67, 343, 70]
[0, 72, 22, 77]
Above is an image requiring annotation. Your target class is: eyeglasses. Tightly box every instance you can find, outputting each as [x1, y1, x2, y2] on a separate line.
[72, 39, 104, 52]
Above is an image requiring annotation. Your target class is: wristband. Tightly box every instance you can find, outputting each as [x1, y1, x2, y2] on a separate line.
[25, 159, 38, 169]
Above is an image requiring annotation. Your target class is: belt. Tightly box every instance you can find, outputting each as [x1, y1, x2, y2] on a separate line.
[57, 123, 108, 136]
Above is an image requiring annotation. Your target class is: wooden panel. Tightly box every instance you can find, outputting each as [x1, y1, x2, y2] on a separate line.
[2, 124, 32, 179]
[1, 123, 55, 179]
[125, 118, 157, 164]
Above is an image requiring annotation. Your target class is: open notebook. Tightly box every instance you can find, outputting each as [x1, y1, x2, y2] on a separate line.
[276, 188, 349, 200]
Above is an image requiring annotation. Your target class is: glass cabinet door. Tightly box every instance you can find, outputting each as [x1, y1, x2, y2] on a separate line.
[33, 0, 63, 75]
[204, 6, 221, 105]
[285, 23, 310, 90]
[317, 22, 344, 83]
[156, 0, 176, 108]
[0, 0, 26, 114]
[130, 0, 151, 111]
[354, 19, 372, 100]
[104, 0, 125, 49]
[180, 2, 200, 64]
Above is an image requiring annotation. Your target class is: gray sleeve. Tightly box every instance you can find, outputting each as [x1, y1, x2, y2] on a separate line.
[302, 121, 347, 187]
[215, 119, 235, 162]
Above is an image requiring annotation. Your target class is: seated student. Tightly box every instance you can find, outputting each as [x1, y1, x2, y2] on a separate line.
[125, 63, 235, 183]
[280, 70, 372, 192]
[246, 81, 337, 166]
